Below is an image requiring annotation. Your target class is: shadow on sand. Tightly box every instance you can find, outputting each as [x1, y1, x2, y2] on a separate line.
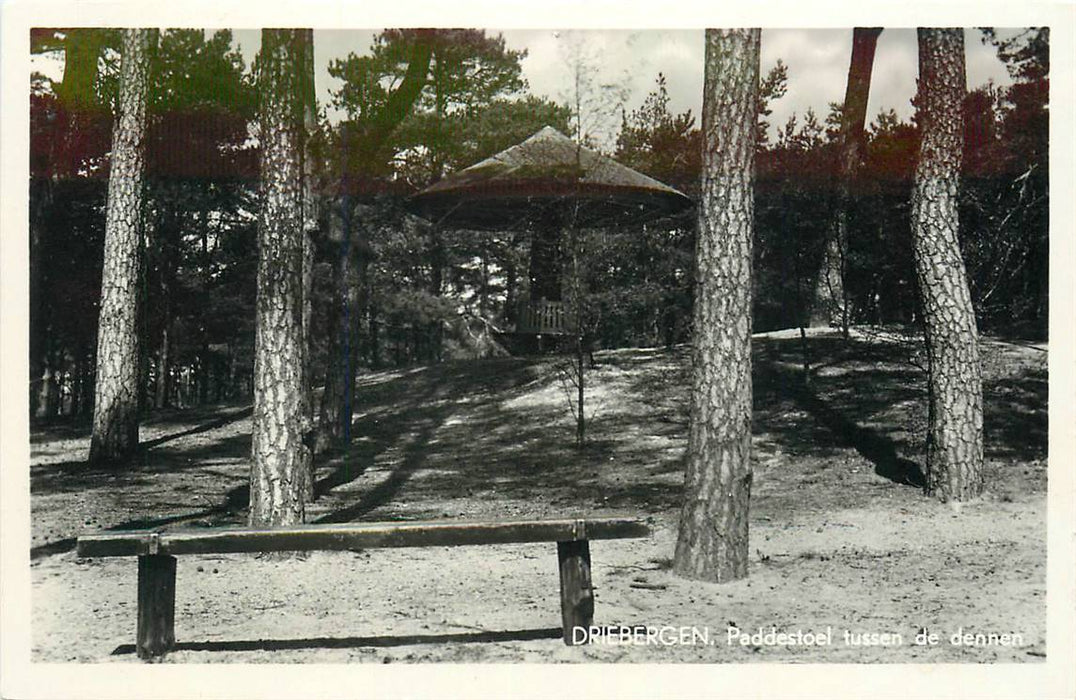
[110, 627, 563, 656]
[755, 337, 925, 488]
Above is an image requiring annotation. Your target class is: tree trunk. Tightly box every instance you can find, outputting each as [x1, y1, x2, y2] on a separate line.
[227, 345, 239, 400]
[197, 210, 211, 407]
[88, 29, 153, 467]
[566, 221, 586, 446]
[367, 277, 380, 368]
[911, 28, 984, 502]
[315, 33, 430, 443]
[72, 345, 91, 416]
[249, 29, 309, 527]
[299, 28, 318, 497]
[32, 334, 56, 420]
[29, 180, 53, 421]
[318, 200, 363, 447]
[811, 27, 882, 331]
[46, 349, 63, 417]
[673, 28, 759, 583]
[155, 316, 171, 409]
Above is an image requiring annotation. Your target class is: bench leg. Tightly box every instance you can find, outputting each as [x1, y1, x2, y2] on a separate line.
[557, 540, 594, 645]
[137, 554, 176, 659]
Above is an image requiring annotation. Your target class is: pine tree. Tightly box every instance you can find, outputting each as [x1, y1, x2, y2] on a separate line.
[88, 29, 154, 467]
[249, 29, 308, 526]
[318, 31, 433, 447]
[911, 28, 984, 501]
[812, 27, 882, 331]
[673, 28, 759, 581]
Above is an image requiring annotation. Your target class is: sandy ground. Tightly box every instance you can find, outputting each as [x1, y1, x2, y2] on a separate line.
[29, 329, 1047, 663]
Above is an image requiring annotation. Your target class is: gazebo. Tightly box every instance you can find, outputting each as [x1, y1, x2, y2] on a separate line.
[408, 126, 692, 339]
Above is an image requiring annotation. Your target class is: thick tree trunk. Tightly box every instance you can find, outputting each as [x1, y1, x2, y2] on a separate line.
[88, 29, 153, 467]
[249, 29, 309, 527]
[911, 28, 984, 502]
[673, 28, 759, 583]
[812, 27, 882, 331]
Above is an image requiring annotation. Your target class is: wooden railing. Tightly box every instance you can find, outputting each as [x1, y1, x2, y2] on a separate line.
[516, 299, 576, 335]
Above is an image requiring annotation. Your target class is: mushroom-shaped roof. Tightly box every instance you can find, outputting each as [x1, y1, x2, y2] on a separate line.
[408, 126, 692, 230]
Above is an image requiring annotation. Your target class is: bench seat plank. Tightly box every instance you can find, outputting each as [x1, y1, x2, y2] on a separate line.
[77, 517, 651, 558]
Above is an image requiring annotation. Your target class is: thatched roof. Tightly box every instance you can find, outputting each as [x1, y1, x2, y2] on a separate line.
[408, 126, 692, 230]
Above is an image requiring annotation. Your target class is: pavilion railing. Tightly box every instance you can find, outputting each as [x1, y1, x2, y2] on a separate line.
[515, 298, 576, 335]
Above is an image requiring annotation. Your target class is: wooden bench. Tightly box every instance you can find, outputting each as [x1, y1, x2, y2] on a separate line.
[76, 517, 651, 659]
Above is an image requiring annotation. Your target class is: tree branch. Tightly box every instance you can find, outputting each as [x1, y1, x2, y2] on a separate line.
[360, 31, 434, 157]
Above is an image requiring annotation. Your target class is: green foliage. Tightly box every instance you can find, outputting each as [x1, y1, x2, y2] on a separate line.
[753, 29, 1048, 338]
[31, 29, 262, 414]
[391, 30, 529, 184]
[579, 74, 700, 348]
[456, 96, 574, 165]
[959, 28, 1049, 336]
[756, 108, 839, 330]
[32, 29, 121, 109]
[326, 29, 575, 367]
[757, 59, 789, 146]
[616, 73, 701, 197]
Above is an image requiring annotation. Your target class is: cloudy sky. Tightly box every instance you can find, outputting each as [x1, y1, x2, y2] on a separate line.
[32, 27, 1016, 146]
[226, 28, 1015, 146]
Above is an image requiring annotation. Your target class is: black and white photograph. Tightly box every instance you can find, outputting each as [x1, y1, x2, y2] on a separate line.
[2, 1, 1073, 698]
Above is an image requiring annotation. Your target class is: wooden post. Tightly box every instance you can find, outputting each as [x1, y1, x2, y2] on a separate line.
[557, 540, 593, 644]
[137, 554, 176, 659]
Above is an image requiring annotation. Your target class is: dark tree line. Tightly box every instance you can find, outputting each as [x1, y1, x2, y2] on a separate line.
[31, 29, 258, 425]
[33, 29, 1046, 431]
[568, 29, 1046, 356]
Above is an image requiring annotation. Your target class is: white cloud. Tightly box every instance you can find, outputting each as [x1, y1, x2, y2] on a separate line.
[228, 27, 1014, 142]
[499, 28, 1012, 144]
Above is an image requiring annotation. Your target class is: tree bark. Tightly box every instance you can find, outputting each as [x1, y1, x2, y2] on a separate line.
[299, 28, 318, 497]
[673, 29, 758, 582]
[318, 200, 364, 446]
[249, 29, 309, 527]
[811, 27, 882, 331]
[88, 29, 153, 467]
[911, 28, 984, 502]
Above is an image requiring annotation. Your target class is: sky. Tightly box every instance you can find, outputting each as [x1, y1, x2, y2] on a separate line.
[225, 28, 1016, 146]
[32, 27, 1016, 147]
